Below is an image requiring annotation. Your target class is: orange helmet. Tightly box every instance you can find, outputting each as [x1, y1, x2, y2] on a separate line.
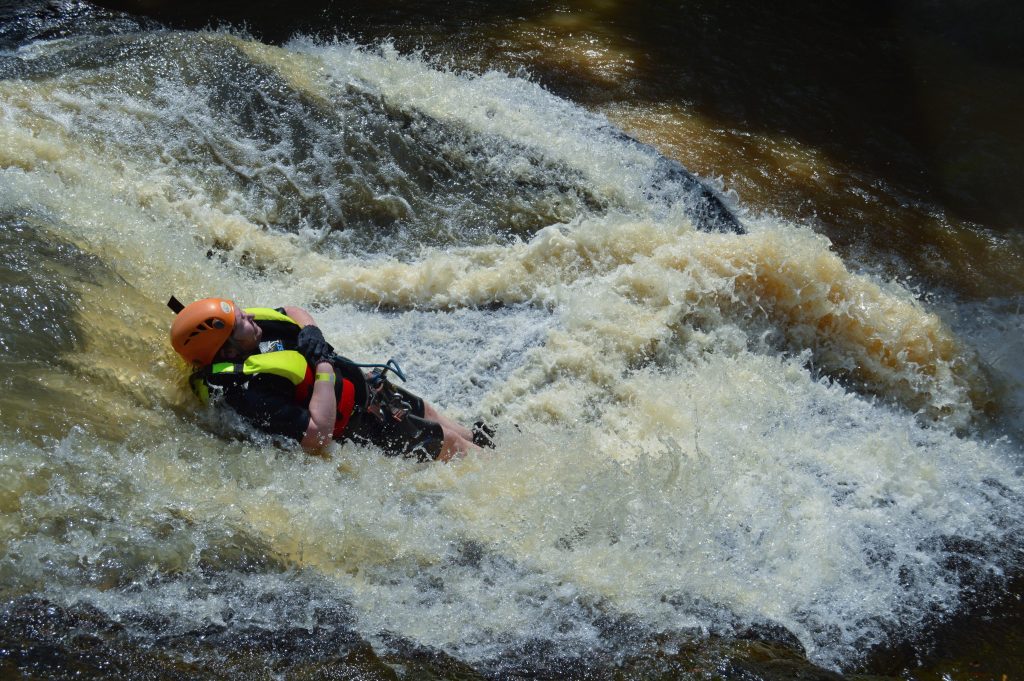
[169, 297, 236, 367]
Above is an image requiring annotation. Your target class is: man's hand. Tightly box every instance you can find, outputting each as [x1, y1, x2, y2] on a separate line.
[296, 325, 334, 366]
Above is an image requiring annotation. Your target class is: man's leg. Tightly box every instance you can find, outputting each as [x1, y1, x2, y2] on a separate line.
[423, 402, 473, 441]
[421, 402, 481, 461]
[436, 430, 478, 462]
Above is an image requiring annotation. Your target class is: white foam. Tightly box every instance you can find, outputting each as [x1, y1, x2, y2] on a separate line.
[0, 29, 1020, 673]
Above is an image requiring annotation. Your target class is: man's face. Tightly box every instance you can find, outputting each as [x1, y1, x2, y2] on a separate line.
[228, 306, 262, 354]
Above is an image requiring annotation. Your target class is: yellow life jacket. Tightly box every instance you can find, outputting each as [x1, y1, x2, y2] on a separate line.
[193, 309, 358, 437]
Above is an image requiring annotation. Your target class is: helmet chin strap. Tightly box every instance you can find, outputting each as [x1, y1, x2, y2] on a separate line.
[167, 296, 185, 314]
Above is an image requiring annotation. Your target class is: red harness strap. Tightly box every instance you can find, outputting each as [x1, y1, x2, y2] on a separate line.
[332, 378, 357, 438]
[293, 366, 315, 403]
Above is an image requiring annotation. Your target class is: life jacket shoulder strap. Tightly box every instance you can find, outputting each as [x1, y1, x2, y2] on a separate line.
[243, 307, 300, 326]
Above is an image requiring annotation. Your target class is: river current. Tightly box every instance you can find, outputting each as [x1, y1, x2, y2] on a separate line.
[1, 2, 1022, 679]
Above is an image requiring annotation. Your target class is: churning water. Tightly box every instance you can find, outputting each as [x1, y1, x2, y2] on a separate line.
[1, 2, 1022, 677]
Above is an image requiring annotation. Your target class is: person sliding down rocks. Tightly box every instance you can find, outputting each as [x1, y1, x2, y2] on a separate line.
[168, 297, 496, 462]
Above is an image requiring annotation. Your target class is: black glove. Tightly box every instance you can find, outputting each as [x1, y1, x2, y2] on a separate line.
[296, 325, 334, 366]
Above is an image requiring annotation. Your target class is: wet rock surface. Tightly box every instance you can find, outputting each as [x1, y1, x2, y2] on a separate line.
[0, 597, 858, 680]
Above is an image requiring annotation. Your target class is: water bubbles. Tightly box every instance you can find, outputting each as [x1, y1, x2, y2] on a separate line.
[0, 19, 1021, 676]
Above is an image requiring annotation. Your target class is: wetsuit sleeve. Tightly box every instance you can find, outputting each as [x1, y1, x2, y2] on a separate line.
[223, 374, 310, 443]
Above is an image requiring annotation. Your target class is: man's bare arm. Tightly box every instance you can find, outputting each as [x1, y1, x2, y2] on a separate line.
[283, 306, 317, 327]
[300, 359, 337, 451]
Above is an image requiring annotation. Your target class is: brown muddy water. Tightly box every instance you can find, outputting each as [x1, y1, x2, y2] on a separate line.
[2, 1, 1023, 679]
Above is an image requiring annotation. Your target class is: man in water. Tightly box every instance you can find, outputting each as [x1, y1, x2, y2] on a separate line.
[168, 297, 489, 461]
